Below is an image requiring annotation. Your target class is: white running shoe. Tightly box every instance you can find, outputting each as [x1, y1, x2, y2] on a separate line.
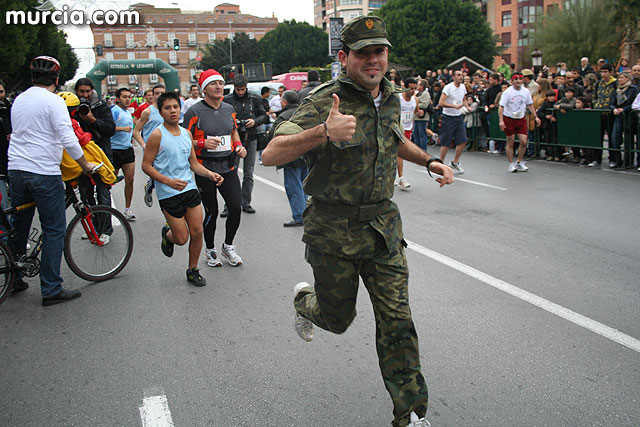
[508, 163, 517, 173]
[516, 161, 529, 172]
[206, 248, 222, 267]
[398, 177, 411, 189]
[406, 412, 431, 427]
[99, 234, 110, 245]
[293, 282, 315, 342]
[450, 161, 464, 174]
[221, 243, 243, 266]
[123, 208, 136, 221]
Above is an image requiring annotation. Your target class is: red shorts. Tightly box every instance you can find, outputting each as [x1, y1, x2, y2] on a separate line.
[404, 129, 412, 140]
[503, 116, 528, 136]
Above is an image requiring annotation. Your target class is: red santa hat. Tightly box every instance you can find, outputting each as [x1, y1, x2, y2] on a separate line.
[199, 69, 224, 90]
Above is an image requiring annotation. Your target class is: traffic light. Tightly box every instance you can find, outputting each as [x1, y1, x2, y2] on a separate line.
[173, 38, 180, 51]
[96, 44, 103, 56]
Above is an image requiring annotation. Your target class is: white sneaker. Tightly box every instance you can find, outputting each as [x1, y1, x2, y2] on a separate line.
[293, 282, 315, 342]
[221, 243, 243, 266]
[398, 177, 411, 189]
[99, 234, 110, 245]
[508, 163, 517, 173]
[123, 208, 136, 221]
[394, 178, 399, 186]
[406, 412, 431, 427]
[516, 161, 529, 172]
[206, 248, 222, 267]
[450, 161, 464, 174]
[588, 161, 600, 167]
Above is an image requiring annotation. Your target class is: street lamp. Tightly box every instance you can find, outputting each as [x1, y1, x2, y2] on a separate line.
[531, 48, 543, 74]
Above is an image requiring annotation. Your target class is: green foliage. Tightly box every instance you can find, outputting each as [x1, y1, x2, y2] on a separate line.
[532, 0, 619, 68]
[611, 0, 640, 46]
[257, 20, 332, 75]
[200, 32, 260, 71]
[376, 0, 500, 73]
[0, 0, 78, 92]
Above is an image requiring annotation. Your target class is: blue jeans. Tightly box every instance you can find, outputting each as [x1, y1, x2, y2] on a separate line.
[610, 114, 624, 164]
[283, 164, 308, 223]
[8, 170, 66, 297]
[412, 121, 429, 151]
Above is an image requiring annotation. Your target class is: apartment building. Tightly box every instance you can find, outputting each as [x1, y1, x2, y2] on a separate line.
[313, 0, 388, 31]
[90, 3, 278, 94]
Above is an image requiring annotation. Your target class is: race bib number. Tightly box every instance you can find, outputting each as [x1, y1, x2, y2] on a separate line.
[511, 111, 524, 119]
[401, 111, 413, 122]
[207, 135, 232, 153]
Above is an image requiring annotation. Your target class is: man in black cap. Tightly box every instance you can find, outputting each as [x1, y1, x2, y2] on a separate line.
[263, 15, 453, 427]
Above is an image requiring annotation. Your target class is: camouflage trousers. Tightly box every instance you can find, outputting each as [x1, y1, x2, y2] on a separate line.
[297, 242, 428, 427]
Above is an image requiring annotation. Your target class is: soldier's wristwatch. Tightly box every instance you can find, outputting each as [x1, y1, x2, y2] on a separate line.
[426, 156, 443, 178]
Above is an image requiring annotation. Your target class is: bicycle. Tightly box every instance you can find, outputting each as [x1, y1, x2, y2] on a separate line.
[0, 169, 134, 304]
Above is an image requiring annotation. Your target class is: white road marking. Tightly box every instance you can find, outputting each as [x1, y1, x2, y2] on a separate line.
[239, 167, 286, 192]
[254, 171, 640, 354]
[415, 169, 508, 191]
[139, 392, 174, 427]
[406, 239, 640, 354]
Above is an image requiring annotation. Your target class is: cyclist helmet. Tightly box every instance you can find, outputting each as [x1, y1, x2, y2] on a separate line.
[30, 55, 61, 74]
[58, 91, 80, 107]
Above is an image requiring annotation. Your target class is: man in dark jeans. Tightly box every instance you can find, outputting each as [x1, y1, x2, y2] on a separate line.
[74, 78, 116, 236]
[221, 74, 267, 215]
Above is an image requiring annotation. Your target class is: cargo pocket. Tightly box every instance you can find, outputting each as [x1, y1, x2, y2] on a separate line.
[329, 129, 365, 173]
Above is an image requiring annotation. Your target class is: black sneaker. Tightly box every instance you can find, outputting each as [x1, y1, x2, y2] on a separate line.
[219, 206, 229, 218]
[42, 288, 81, 306]
[161, 225, 174, 257]
[12, 278, 29, 293]
[242, 205, 256, 214]
[186, 268, 207, 287]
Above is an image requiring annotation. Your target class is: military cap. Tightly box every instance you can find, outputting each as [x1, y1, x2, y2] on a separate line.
[340, 16, 392, 51]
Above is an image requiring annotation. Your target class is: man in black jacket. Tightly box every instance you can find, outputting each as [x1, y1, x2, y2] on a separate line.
[268, 90, 306, 227]
[74, 78, 116, 235]
[297, 69, 322, 103]
[222, 74, 267, 214]
[0, 80, 11, 215]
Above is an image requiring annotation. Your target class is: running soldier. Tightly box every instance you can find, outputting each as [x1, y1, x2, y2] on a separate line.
[263, 16, 453, 427]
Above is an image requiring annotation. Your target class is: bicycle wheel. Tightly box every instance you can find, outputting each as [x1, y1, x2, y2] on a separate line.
[64, 205, 134, 282]
[0, 241, 17, 305]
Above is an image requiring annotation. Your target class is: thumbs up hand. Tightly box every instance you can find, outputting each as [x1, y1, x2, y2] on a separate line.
[325, 94, 357, 143]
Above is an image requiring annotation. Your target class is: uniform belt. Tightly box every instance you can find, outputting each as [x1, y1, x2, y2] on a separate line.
[312, 199, 390, 221]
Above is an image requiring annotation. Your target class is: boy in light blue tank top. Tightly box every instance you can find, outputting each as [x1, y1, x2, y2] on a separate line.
[133, 84, 166, 208]
[141, 92, 224, 287]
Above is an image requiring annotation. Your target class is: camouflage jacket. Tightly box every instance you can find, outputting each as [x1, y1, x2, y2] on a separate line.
[274, 72, 405, 259]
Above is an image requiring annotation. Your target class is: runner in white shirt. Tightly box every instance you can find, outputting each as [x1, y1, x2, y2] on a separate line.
[438, 70, 469, 174]
[180, 84, 202, 123]
[397, 77, 419, 189]
[498, 72, 541, 172]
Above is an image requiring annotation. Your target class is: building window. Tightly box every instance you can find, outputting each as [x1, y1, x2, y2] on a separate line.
[126, 33, 135, 48]
[188, 32, 196, 46]
[107, 75, 117, 85]
[248, 32, 255, 39]
[146, 17, 153, 24]
[228, 32, 235, 40]
[502, 11, 512, 27]
[106, 52, 114, 60]
[503, 54, 511, 65]
[128, 51, 135, 60]
[519, 6, 543, 24]
[501, 32, 512, 48]
[189, 50, 197, 61]
[208, 32, 216, 42]
[168, 17, 174, 24]
[502, 0, 511, 4]
[104, 33, 113, 47]
[149, 74, 158, 83]
[128, 75, 137, 84]
[518, 29, 530, 47]
[169, 51, 178, 64]
[148, 51, 156, 60]
[190, 68, 197, 82]
[341, 0, 362, 4]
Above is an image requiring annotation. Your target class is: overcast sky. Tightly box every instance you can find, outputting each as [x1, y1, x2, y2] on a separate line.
[61, 0, 315, 78]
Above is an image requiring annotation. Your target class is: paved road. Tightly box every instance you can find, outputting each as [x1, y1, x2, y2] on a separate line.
[1, 147, 639, 427]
